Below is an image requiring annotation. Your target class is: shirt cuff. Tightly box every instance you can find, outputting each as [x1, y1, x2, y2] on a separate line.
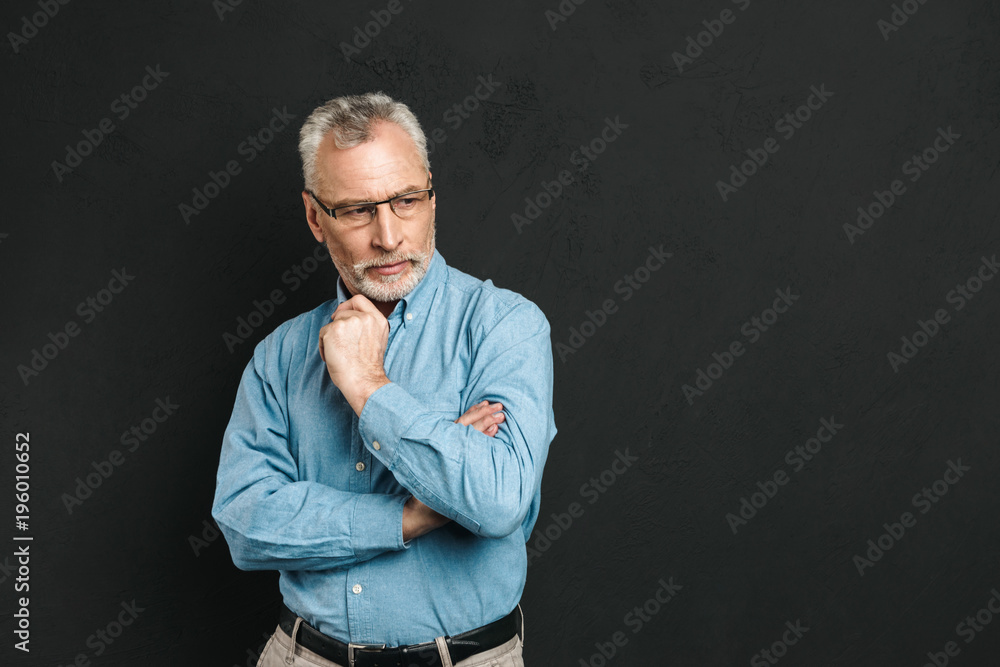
[358, 381, 421, 470]
[351, 492, 409, 555]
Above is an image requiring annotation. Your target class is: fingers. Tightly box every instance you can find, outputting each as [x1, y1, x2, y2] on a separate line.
[342, 293, 382, 318]
[473, 410, 505, 437]
[331, 302, 359, 321]
[318, 322, 331, 363]
[330, 298, 389, 332]
[454, 400, 505, 436]
[454, 400, 498, 425]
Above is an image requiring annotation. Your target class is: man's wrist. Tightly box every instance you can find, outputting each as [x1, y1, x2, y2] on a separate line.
[344, 372, 391, 417]
[402, 496, 428, 543]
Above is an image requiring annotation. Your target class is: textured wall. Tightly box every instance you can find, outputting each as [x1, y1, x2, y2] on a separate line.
[3, 0, 1000, 664]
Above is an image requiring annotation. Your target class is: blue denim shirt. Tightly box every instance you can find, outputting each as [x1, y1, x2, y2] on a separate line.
[212, 249, 557, 646]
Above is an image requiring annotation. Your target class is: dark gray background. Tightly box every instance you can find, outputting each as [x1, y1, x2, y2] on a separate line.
[3, 0, 999, 664]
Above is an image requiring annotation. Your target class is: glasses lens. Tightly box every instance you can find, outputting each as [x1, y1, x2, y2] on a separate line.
[391, 191, 431, 218]
[337, 204, 377, 225]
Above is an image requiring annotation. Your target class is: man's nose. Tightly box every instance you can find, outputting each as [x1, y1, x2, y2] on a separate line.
[371, 203, 403, 250]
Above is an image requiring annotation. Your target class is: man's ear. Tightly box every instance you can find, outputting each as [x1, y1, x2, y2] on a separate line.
[428, 170, 435, 213]
[302, 191, 325, 243]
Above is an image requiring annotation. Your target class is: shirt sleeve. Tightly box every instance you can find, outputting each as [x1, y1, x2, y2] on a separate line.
[212, 337, 409, 571]
[357, 301, 557, 539]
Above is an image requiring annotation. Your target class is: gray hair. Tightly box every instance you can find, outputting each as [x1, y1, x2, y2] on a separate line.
[298, 91, 429, 194]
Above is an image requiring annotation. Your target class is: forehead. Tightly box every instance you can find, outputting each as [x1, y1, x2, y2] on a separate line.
[315, 121, 426, 201]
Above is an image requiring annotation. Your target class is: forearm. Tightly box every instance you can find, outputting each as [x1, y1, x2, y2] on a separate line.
[212, 477, 408, 571]
[215, 346, 409, 571]
[358, 382, 547, 538]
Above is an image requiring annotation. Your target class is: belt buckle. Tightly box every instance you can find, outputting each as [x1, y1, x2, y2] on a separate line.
[347, 642, 385, 667]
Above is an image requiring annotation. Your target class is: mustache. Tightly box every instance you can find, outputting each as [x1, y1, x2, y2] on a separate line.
[353, 252, 423, 271]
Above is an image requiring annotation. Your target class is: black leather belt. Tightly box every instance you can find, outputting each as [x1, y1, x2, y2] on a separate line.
[278, 603, 521, 667]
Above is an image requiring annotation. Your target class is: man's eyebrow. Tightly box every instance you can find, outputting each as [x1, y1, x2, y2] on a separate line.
[329, 184, 426, 210]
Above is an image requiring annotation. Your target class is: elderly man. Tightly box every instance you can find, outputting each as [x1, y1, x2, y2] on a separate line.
[212, 91, 557, 667]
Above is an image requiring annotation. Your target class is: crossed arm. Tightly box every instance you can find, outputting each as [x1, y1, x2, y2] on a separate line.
[213, 293, 555, 571]
[402, 400, 505, 541]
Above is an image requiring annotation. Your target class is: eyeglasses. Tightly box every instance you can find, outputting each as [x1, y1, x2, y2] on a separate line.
[307, 184, 435, 227]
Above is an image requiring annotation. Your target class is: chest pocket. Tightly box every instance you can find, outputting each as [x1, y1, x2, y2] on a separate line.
[410, 389, 463, 421]
[400, 363, 464, 419]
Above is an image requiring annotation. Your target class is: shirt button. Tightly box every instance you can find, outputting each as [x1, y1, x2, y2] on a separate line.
[372, 440, 381, 450]
[406, 312, 413, 321]
[355, 462, 365, 472]
[352, 584, 363, 595]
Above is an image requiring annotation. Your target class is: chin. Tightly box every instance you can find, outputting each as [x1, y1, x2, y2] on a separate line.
[359, 267, 419, 302]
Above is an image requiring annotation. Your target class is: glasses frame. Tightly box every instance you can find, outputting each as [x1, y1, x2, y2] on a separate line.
[307, 182, 435, 223]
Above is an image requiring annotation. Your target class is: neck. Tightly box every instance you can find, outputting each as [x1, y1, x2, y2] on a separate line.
[374, 299, 398, 319]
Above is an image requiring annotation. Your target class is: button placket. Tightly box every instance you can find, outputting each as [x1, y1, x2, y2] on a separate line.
[349, 412, 369, 493]
[345, 568, 370, 645]
[352, 412, 374, 489]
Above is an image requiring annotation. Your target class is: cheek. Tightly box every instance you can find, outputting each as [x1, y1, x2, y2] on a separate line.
[421, 217, 435, 245]
[324, 232, 353, 256]
[320, 237, 350, 268]
[327, 232, 376, 268]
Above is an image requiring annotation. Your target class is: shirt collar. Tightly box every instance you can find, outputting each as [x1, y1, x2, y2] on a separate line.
[335, 248, 447, 328]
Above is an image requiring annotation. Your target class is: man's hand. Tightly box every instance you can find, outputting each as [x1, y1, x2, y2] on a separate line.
[454, 399, 505, 436]
[401, 496, 451, 542]
[318, 295, 391, 415]
[401, 400, 506, 542]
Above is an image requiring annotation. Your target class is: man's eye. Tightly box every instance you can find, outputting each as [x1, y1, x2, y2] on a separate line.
[343, 205, 373, 217]
[394, 197, 418, 209]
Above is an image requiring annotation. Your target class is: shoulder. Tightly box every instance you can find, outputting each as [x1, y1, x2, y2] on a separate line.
[248, 298, 337, 377]
[439, 258, 550, 338]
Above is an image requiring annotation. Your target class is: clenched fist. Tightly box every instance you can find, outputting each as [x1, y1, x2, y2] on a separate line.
[318, 294, 391, 415]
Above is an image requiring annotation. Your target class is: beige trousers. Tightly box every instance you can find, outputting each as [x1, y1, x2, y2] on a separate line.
[257, 611, 525, 667]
